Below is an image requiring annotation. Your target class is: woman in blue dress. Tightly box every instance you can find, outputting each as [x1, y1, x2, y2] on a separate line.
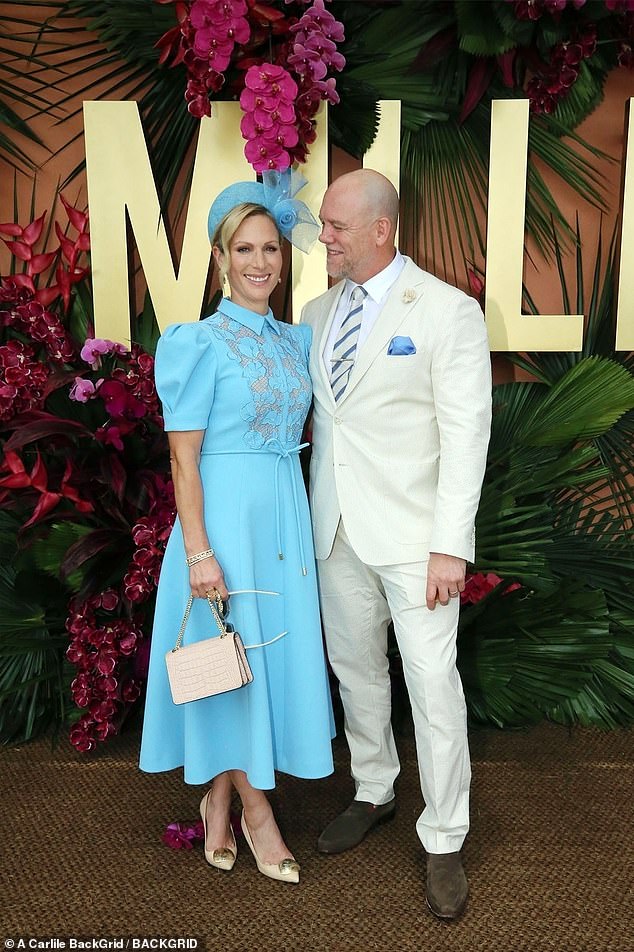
[140, 172, 334, 884]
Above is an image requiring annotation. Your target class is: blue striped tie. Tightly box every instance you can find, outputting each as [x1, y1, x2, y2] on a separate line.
[330, 285, 367, 401]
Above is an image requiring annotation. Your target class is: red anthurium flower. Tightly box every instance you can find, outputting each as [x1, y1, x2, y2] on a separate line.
[60, 458, 94, 513]
[21, 212, 47, 246]
[55, 222, 79, 267]
[0, 222, 24, 237]
[468, 270, 485, 299]
[2, 239, 32, 261]
[59, 194, 89, 235]
[0, 450, 30, 488]
[3, 273, 35, 296]
[497, 50, 516, 89]
[28, 251, 58, 277]
[155, 24, 184, 65]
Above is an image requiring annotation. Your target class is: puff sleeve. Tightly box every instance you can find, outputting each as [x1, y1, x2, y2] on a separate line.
[155, 322, 217, 431]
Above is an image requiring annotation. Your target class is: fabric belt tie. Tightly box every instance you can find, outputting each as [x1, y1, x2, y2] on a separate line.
[200, 440, 309, 575]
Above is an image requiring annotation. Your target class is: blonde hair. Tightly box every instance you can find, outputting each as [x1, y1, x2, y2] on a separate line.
[212, 203, 281, 289]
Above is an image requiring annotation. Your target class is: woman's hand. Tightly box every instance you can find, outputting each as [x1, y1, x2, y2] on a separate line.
[189, 556, 229, 602]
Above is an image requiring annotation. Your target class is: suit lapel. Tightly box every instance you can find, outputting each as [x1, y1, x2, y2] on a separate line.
[338, 259, 427, 404]
[312, 284, 345, 406]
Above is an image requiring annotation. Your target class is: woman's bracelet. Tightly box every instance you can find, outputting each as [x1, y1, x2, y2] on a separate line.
[186, 548, 215, 567]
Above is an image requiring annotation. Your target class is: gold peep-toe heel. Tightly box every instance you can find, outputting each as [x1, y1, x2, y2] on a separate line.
[199, 791, 237, 871]
[240, 810, 300, 884]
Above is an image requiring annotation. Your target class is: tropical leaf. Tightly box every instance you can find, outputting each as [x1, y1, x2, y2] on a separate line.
[30, 521, 92, 590]
[134, 289, 161, 357]
[455, 0, 516, 56]
[0, 515, 70, 744]
[509, 222, 634, 526]
[459, 583, 613, 727]
[491, 0, 538, 47]
[518, 357, 634, 446]
[328, 76, 380, 160]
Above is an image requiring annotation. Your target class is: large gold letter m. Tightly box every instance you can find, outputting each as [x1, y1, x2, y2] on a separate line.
[84, 100, 253, 342]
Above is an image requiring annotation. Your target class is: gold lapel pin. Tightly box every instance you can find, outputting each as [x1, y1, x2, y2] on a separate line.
[402, 288, 417, 304]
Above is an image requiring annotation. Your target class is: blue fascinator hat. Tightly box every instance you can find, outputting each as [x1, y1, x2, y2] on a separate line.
[207, 168, 320, 254]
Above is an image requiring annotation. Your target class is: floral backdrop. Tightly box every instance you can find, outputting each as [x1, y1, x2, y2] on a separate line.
[1, 0, 634, 752]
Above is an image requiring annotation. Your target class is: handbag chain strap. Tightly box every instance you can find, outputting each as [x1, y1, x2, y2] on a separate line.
[174, 593, 226, 651]
[173, 590, 288, 652]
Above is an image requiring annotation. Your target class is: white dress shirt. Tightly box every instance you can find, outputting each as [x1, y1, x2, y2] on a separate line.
[322, 251, 406, 372]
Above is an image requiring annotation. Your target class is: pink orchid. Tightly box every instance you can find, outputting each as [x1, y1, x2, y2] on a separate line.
[290, 0, 345, 44]
[304, 34, 345, 71]
[244, 137, 291, 171]
[80, 338, 129, 370]
[240, 87, 297, 124]
[288, 43, 328, 81]
[244, 62, 298, 98]
[69, 376, 100, 403]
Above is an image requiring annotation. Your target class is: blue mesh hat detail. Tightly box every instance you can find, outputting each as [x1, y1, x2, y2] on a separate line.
[207, 168, 320, 254]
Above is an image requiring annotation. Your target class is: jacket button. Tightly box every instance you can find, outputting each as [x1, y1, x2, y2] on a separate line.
[334, 417, 342, 425]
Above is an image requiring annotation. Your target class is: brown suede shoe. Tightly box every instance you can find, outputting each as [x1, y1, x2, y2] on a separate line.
[317, 799, 396, 854]
[426, 851, 468, 921]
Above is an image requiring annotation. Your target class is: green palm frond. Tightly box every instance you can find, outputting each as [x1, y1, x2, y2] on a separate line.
[0, 515, 70, 744]
[509, 222, 634, 525]
[455, 0, 517, 56]
[519, 357, 634, 446]
[461, 215, 634, 728]
[460, 583, 612, 728]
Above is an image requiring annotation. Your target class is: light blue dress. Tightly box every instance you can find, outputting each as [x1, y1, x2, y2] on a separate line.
[139, 298, 335, 788]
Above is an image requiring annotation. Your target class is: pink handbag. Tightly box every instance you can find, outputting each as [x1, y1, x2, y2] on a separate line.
[165, 593, 253, 705]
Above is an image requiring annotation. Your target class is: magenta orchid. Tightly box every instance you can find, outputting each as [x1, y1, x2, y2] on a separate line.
[240, 63, 299, 170]
[527, 24, 597, 114]
[156, 0, 345, 171]
[162, 821, 205, 850]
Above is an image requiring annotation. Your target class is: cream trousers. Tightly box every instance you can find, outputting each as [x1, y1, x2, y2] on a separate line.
[317, 521, 470, 854]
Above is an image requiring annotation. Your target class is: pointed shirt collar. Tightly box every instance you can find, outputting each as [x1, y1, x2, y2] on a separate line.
[216, 296, 280, 335]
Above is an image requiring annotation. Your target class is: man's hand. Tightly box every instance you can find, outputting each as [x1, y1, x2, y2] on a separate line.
[426, 552, 466, 610]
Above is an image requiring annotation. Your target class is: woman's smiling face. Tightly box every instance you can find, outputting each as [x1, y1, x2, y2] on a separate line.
[221, 213, 283, 315]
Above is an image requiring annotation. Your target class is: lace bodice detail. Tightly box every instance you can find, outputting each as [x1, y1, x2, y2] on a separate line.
[210, 313, 311, 449]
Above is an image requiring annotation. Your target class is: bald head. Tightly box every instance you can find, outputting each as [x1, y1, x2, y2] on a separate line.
[330, 170, 399, 229]
[319, 170, 399, 283]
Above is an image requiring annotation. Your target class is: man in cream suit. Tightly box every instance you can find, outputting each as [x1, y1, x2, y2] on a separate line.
[301, 170, 492, 920]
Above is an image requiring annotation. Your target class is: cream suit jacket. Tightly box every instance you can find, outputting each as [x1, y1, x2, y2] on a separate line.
[300, 256, 492, 565]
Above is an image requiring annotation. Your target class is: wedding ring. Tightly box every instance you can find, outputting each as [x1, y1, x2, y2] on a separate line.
[449, 591, 460, 597]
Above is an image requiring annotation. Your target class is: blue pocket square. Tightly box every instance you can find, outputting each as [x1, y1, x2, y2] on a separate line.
[387, 335, 416, 356]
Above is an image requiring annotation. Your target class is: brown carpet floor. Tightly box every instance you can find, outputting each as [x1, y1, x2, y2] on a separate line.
[1, 722, 632, 952]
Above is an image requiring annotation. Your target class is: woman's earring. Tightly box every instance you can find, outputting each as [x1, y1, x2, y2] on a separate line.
[278, 277, 282, 284]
